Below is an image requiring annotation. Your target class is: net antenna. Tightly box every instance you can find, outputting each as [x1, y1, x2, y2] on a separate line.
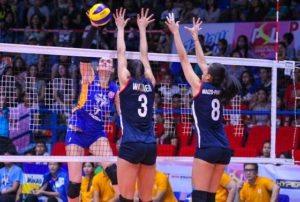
[292, 65, 300, 161]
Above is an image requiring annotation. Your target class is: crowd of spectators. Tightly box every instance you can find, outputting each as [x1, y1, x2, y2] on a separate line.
[0, 1, 299, 201]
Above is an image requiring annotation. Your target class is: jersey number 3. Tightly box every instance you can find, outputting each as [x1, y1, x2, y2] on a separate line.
[138, 94, 148, 117]
[211, 99, 220, 121]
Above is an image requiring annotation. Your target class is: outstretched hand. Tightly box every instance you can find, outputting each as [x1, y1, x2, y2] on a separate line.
[165, 13, 180, 34]
[184, 17, 203, 39]
[137, 8, 155, 30]
[113, 7, 130, 29]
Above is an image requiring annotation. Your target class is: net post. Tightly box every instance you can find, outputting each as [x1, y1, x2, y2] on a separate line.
[270, 61, 278, 159]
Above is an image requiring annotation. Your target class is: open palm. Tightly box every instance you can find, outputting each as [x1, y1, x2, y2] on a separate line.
[113, 7, 130, 29]
[165, 13, 179, 34]
[184, 17, 203, 39]
[137, 8, 155, 29]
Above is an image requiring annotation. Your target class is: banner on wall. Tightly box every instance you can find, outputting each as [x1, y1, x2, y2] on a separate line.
[173, 21, 300, 60]
[157, 162, 300, 202]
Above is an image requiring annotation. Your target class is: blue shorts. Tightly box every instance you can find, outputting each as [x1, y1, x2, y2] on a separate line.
[65, 130, 105, 149]
[194, 147, 231, 165]
[118, 142, 157, 165]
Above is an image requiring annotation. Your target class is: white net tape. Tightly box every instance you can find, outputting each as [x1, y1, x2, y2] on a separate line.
[0, 43, 293, 68]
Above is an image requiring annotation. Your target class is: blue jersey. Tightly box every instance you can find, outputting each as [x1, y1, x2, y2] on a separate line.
[119, 78, 155, 143]
[68, 74, 118, 135]
[192, 82, 229, 149]
[43, 168, 68, 202]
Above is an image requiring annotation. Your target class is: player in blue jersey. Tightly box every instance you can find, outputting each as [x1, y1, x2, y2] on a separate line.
[65, 25, 118, 201]
[114, 8, 156, 202]
[166, 15, 241, 202]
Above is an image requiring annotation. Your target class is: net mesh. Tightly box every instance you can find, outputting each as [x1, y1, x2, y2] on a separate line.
[0, 44, 297, 165]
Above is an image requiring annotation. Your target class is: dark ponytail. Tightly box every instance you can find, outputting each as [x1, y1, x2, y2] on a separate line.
[208, 63, 241, 104]
[127, 60, 144, 79]
[220, 71, 242, 104]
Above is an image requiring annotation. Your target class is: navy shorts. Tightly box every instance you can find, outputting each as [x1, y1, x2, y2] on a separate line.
[118, 142, 157, 165]
[65, 130, 105, 149]
[194, 147, 231, 165]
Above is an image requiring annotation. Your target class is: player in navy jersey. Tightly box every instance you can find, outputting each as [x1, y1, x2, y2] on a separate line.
[114, 8, 156, 202]
[166, 15, 241, 202]
[65, 24, 118, 201]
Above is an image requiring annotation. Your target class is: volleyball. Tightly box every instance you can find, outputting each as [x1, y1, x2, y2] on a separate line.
[88, 3, 112, 27]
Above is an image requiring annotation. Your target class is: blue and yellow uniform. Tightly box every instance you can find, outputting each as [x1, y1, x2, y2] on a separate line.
[193, 82, 231, 164]
[118, 78, 156, 165]
[66, 74, 118, 148]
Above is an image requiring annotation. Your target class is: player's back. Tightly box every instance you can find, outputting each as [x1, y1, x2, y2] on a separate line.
[193, 82, 229, 148]
[119, 78, 155, 143]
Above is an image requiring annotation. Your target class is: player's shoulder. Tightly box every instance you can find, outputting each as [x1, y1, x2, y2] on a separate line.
[257, 176, 274, 184]
[109, 81, 119, 91]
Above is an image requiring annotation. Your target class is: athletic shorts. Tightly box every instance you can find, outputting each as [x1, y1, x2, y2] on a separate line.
[65, 130, 105, 149]
[194, 147, 231, 165]
[118, 142, 157, 165]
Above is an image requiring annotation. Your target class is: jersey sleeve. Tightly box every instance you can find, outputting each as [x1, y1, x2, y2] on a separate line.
[220, 173, 231, 188]
[42, 173, 50, 186]
[155, 172, 168, 192]
[92, 173, 101, 192]
[239, 184, 246, 202]
[263, 177, 274, 191]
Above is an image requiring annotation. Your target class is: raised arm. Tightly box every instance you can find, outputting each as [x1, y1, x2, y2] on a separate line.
[80, 25, 97, 84]
[137, 8, 155, 86]
[114, 8, 130, 90]
[165, 13, 201, 95]
[185, 17, 208, 74]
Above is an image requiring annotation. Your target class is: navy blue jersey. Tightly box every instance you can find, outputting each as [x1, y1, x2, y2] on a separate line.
[192, 82, 229, 149]
[119, 78, 155, 143]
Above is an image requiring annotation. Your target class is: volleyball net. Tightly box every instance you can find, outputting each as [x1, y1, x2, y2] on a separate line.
[0, 43, 297, 165]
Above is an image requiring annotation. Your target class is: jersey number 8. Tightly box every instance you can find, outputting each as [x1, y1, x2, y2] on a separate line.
[211, 99, 220, 121]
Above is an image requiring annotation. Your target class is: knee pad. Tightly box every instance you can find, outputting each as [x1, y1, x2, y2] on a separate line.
[105, 163, 118, 185]
[119, 195, 134, 202]
[192, 190, 208, 202]
[67, 181, 81, 199]
[207, 192, 216, 202]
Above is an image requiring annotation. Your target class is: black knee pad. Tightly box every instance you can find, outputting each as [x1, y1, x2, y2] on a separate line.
[192, 190, 208, 202]
[119, 195, 134, 202]
[207, 192, 216, 202]
[105, 163, 118, 185]
[67, 181, 81, 199]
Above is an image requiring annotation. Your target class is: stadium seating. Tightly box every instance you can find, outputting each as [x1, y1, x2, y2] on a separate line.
[190, 132, 198, 146]
[178, 146, 196, 156]
[105, 122, 117, 143]
[110, 143, 118, 156]
[176, 123, 193, 146]
[155, 123, 164, 138]
[157, 144, 176, 156]
[51, 142, 66, 156]
[234, 147, 258, 157]
[224, 125, 244, 150]
[246, 126, 270, 151]
[276, 127, 300, 155]
[294, 150, 300, 165]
